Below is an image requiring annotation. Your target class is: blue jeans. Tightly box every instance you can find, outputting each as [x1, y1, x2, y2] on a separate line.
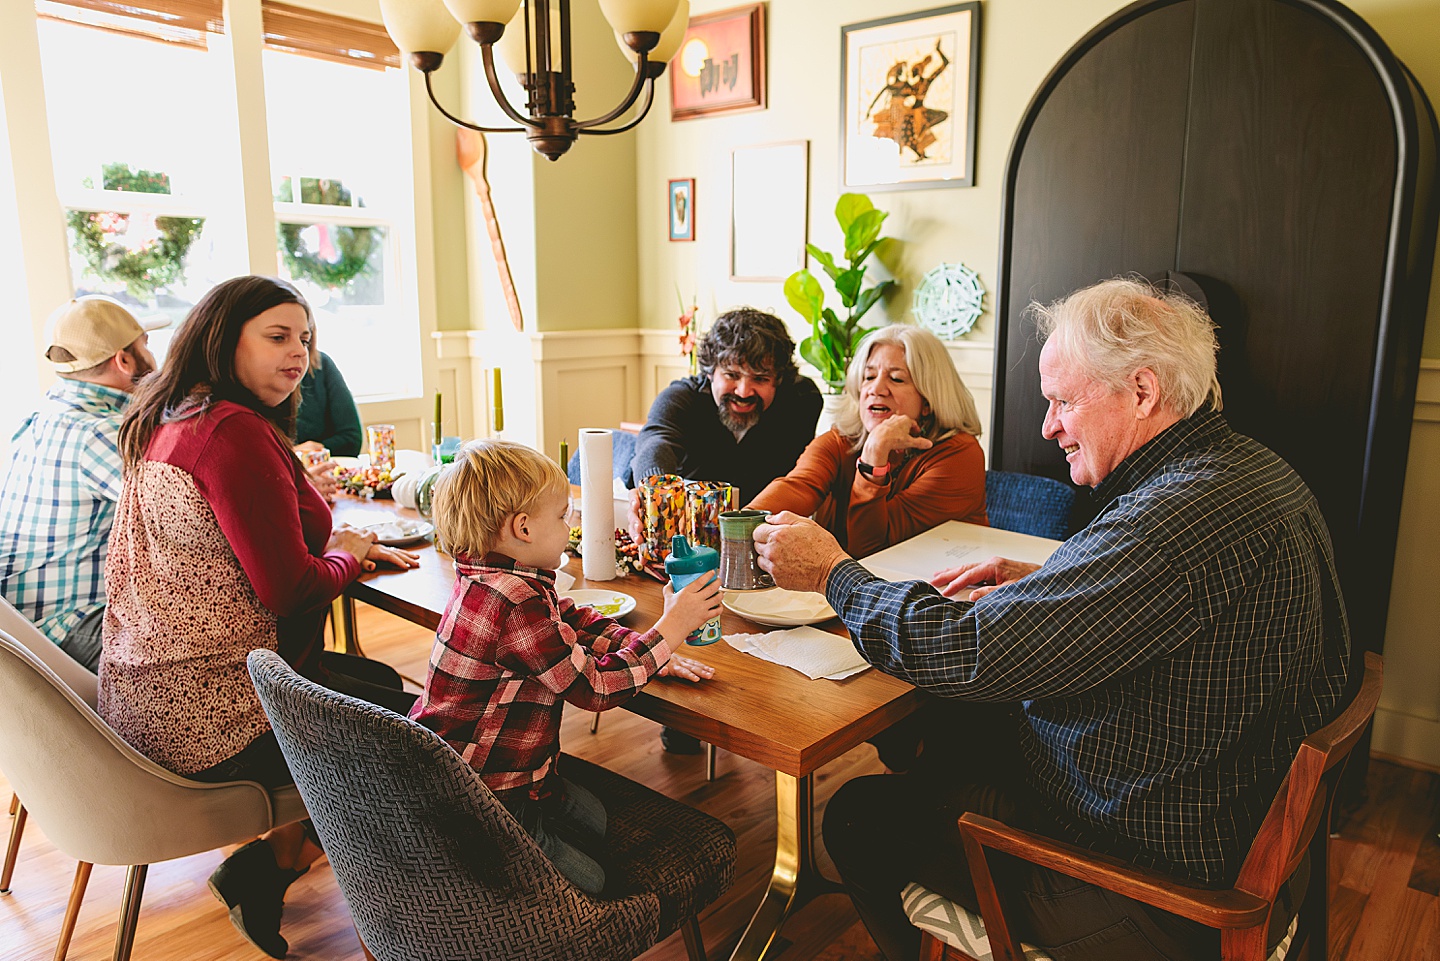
[500, 777, 608, 895]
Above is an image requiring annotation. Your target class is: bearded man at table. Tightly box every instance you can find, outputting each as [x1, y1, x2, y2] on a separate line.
[631, 306, 821, 754]
[755, 278, 1352, 961]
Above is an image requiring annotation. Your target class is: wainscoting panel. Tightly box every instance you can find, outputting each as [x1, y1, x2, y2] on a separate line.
[1373, 360, 1440, 768]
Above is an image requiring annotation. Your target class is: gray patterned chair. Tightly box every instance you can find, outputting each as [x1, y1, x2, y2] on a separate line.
[247, 648, 736, 961]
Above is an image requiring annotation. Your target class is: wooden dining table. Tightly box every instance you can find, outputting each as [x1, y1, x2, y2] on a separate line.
[330, 494, 922, 961]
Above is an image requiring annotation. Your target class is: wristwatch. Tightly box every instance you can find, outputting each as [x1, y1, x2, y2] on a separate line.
[856, 457, 891, 481]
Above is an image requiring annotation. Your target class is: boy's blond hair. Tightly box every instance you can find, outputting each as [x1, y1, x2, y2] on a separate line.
[431, 439, 569, 559]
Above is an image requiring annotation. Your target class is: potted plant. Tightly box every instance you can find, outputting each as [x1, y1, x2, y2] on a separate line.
[784, 193, 896, 393]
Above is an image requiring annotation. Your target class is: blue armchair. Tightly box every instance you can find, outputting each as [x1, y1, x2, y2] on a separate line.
[985, 470, 1076, 541]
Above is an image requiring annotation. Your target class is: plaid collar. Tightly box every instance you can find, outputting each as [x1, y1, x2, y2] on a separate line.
[43, 378, 131, 416]
[454, 551, 559, 587]
[1090, 409, 1228, 509]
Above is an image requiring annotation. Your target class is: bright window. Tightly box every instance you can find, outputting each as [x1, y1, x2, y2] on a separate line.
[38, 17, 243, 354]
[264, 49, 420, 402]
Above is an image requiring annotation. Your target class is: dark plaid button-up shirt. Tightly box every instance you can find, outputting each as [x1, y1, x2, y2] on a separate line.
[410, 553, 668, 798]
[828, 410, 1351, 885]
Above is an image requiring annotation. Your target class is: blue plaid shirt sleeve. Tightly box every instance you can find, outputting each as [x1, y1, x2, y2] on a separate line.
[827, 516, 1202, 701]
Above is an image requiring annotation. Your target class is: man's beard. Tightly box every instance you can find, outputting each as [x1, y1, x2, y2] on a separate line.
[128, 350, 155, 386]
[717, 395, 764, 432]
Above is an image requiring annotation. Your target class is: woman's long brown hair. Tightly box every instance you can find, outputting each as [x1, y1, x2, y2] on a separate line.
[119, 276, 313, 471]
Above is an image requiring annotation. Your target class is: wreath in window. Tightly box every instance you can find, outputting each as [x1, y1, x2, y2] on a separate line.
[278, 222, 379, 291]
[67, 210, 205, 302]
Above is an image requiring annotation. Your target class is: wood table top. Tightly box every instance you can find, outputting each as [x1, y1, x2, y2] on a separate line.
[333, 496, 920, 778]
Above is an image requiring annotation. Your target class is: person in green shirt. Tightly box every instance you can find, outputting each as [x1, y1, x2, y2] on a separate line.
[294, 350, 361, 456]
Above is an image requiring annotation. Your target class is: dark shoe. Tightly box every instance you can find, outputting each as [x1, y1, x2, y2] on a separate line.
[660, 726, 703, 755]
[207, 839, 306, 959]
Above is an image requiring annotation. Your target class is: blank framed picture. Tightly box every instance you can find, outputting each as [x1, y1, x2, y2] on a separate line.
[730, 141, 809, 281]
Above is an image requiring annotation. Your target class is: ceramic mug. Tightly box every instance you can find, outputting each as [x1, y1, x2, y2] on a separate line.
[718, 510, 773, 591]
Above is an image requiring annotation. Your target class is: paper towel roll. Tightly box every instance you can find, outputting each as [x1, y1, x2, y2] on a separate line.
[578, 429, 617, 580]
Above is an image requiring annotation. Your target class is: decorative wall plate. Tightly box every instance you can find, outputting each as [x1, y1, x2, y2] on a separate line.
[913, 263, 985, 339]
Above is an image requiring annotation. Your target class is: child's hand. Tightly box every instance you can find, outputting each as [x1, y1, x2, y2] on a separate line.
[657, 654, 715, 682]
[655, 574, 722, 648]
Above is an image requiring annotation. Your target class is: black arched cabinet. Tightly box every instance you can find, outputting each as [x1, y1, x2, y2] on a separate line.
[989, 0, 1439, 673]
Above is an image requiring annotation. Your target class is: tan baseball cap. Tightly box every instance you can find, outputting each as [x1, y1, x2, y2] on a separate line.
[44, 296, 168, 373]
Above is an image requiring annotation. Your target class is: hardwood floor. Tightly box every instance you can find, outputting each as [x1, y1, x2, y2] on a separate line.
[1, 604, 1436, 961]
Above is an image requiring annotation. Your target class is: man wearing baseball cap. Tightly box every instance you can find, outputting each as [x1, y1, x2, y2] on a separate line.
[0, 296, 164, 670]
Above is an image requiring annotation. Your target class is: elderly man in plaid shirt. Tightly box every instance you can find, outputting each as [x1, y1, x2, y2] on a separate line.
[756, 279, 1352, 961]
[0, 297, 162, 670]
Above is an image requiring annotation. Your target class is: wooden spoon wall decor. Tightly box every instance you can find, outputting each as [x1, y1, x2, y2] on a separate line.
[456, 128, 524, 332]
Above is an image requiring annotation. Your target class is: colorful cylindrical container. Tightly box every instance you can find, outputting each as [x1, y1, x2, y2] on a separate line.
[366, 424, 396, 471]
[685, 480, 738, 553]
[638, 473, 687, 568]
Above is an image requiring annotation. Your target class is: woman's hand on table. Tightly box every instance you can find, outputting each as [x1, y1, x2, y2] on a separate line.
[754, 512, 850, 594]
[929, 555, 1039, 599]
[363, 542, 421, 572]
[658, 653, 715, 683]
[328, 525, 376, 564]
[860, 414, 933, 471]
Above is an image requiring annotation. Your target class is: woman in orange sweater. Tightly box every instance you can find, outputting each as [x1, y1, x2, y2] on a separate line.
[751, 325, 986, 559]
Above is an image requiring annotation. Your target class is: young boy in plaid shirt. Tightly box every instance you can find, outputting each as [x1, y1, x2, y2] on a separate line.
[409, 439, 721, 893]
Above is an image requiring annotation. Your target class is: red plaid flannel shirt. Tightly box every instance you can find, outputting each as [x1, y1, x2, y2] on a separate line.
[409, 552, 669, 797]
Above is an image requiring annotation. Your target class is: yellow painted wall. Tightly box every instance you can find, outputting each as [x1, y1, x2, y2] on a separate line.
[633, 0, 1440, 357]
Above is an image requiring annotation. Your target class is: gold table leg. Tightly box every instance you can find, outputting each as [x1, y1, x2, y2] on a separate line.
[727, 772, 843, 961]
[331, 595, 362, 657]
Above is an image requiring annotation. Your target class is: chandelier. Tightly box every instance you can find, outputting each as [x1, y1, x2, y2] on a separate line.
[379, 0, 690, 161]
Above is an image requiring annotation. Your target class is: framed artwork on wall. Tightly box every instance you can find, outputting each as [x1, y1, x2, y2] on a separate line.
[840, 3, 982, 191]
[668, 178, 695, 241]
[730, 140, 808, 282]
[670, 3, 766, 121]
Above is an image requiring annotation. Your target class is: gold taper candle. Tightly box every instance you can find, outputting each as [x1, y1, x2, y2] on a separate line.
[433, 391, 442, 447]
[492, 367, 504, 433]
[559, 438, 569, 469]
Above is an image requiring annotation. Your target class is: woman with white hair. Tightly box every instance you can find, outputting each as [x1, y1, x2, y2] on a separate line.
[750, 324, 986, 559]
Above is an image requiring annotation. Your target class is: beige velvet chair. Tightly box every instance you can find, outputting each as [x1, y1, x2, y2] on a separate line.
[0, 595, 97, 895]
[0, 627, 307, 961]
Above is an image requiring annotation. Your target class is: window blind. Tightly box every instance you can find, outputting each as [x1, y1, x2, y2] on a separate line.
[36, 0, 225, 49]
[261, 2, 400, 71]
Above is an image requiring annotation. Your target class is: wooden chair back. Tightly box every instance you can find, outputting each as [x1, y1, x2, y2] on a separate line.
[949, 651, 1383, 961]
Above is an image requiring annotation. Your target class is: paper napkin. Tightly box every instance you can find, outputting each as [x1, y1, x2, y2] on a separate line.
[725, 626, 870, 681]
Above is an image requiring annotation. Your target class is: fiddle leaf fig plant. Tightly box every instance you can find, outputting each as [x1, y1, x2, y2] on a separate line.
[785, 192, 896, 392]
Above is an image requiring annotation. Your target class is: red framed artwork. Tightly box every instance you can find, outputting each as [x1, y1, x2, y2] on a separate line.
[669, 3, 766, 121]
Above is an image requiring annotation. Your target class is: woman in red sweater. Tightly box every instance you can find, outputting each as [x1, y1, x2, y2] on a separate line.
[751, 324, 987, 559]
[100, 275, 418, 958]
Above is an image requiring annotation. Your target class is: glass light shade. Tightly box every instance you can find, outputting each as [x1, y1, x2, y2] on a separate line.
[496, 5, 563, 75]
[441, 0, 522, 25]
[379, 0, 461, 54]
[615, 0, 687, 64]
[598, 0, 680, 36]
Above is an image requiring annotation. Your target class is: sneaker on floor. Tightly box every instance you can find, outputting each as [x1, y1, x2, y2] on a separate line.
[660, 726, 703, 755]
[207, 839, 305, 959]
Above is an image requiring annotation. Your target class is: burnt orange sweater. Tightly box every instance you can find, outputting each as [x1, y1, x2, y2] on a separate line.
[749, 427, 987, 559]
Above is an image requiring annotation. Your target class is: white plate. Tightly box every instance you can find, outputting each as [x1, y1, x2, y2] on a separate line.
[723, 589, 837, 628]
[561, 589, 636, 619]
[365, 519, 434, 546]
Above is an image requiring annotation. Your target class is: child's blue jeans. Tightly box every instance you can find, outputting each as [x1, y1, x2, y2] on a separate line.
[499, 776, 608, 895]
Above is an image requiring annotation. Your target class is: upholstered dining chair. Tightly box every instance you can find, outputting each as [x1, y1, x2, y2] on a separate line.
[0, 629, 307, 961]
[0, 595, 98, 896]
[904, 651, 1383, 961]
[247, 648, 737, 961]
[983, 471, 1076, 541]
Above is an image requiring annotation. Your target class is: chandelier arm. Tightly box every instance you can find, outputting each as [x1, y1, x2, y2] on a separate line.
[573, 52, 652, 130]
[424, 71, 527, 135]
[479, 45, 543, 130]
[577, 79, 657, 136]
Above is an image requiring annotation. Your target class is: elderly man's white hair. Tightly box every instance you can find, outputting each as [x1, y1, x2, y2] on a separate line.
[1032, 278, 1223, 417]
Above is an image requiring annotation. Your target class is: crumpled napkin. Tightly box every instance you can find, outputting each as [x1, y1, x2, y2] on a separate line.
[725, 626, 870, 681]
[733, 588, 835, 620]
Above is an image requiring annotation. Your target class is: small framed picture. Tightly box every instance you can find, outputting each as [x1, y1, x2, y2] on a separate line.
[670, 3, 766, 121]
[668, 178, 695, 242]
[841, 3, 982, 191]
